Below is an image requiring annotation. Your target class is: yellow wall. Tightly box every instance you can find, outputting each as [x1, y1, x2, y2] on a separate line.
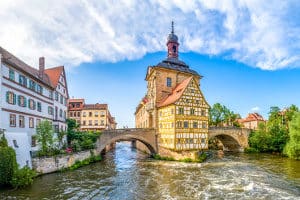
[81, 109, 107, 130]
[158, 105, 175, 149]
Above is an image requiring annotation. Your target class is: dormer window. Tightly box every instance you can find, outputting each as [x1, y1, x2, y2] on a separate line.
[166, 77, 172, 87]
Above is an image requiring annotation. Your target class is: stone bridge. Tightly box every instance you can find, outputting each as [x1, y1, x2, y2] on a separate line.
[96, 128, 158, 155]
[96, 127, 251, 154]
[208, 127, 251, 151]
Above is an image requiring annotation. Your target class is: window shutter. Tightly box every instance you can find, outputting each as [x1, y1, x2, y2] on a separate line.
[24, 97, 27, 107]
[18, 95, 20, 106]
[19, 75, 22, 84]
[6, 91, 9, 103]
[13, 94, 16, 105]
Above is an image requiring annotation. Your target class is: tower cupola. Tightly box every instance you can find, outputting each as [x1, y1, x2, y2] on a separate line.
[167, 21, 179, 59]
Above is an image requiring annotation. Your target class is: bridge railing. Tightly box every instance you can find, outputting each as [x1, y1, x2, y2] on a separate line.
[102, 128, 156, 134]
[209, 126, 251, 131]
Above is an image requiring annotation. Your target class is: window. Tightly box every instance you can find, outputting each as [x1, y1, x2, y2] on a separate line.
[83, 121, 86, 125]
[13, 140, 19, 148]
[37, 85, 43, 94]
[64, 111, 66, 119]
[89, 112, 92, 117]
[178, 107, 184, 115]
[28, 99, 36, 110]
[201, 110, 206, 116]
[59, 109, 63, 117]
[9, 69, 15, 80]
[95, 120, 98, 125]
[193, 121, 198, 128]
[201, 138, 206, 144]
[83, 112, 86, 117]
[19, 115, 25, 128]
[6, 91, 16, 104]
[60, 94, 63, 104]
[29, 80, 36, 91]
[49, 91, 53, 99]
[9, 114, 16, 127]
[55, 92, 59, 101]
[184, 121, 189, 128]
[89, 120, 92, 125]
[95, 112, 98, 117]
[202, 122, 207, 128]
[100, 120, 104, 125]
[190, 89, 194, 93]
[19, 75, 27, 87]
[166, 77, 172, 87]
[54, 125, 59, 133]
[31, 136, 37, 147]
[176, 121, 182, 128]
[18, 95, 27, 107]
[29, 117, 34, 128]
[70, 112, 73, 117]
[37, 102, 42, 112]
[48, 106, 53, 115]
[172, 45, 177, 53]
[36, 119, 41, 126]
[77, 112, 80, 117]
[190, 108, 195, 115]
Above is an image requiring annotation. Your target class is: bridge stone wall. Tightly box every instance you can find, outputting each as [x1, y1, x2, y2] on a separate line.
[208, 127, 251, 151]
[96, 128, 158, 155]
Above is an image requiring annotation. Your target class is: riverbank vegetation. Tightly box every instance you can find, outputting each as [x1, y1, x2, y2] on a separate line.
[34, 119, 101, 157]
[153, 152, 207, 163]
[247, 105, 300, 160]
[0, 136, 36, 188]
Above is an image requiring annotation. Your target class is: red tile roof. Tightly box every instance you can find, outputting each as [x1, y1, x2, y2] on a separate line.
[44, 66, 64, 88]
[241, 113, 265, 122]
[157, 76, 193, 107]
[83, 103, 107, 110]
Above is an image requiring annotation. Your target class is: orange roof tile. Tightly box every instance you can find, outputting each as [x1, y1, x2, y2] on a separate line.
[44, 66, 64, 88]
[158, 76, 193, 107]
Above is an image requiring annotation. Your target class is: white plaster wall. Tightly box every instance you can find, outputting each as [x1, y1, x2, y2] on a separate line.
[5, 131, 32, 168]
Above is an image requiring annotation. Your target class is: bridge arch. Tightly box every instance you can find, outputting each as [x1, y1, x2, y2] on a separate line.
[96, 129, 157, 155]
[208, 127, 251, 152]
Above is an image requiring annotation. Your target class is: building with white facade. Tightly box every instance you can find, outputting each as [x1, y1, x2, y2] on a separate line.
[0, 47, 69, 168]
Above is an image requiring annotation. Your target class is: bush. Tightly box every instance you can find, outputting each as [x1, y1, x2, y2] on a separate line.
[152, 154, 175, 161]
[0, 146, 18, 186]
[195, 152, 207, 163]
[244, 147, 259, 153]
[10, 167, 36, 188]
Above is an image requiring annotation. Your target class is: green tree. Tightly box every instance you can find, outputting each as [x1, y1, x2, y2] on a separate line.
[0, 137, 18, 186]
[249, 123, 272, 152]
[36, 120, 54, 153]
[284, 112, 300, 160]
[209, 103, 240, 127]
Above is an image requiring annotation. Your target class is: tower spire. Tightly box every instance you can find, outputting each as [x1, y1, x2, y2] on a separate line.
[167, 21, 179, 59]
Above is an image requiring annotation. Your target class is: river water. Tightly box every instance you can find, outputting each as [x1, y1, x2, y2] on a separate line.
[1, 142, 299, 200]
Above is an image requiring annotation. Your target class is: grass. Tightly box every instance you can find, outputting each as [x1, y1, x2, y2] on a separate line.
[153, 153, 207, 163]
[61, 155, 102, 171]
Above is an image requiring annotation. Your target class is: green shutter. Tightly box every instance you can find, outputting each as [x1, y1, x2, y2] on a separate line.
[23, 97, 27, 107]
[18, 95, 20, 106]
[13, 94, 16, 105]
[6, 91, 9, 103]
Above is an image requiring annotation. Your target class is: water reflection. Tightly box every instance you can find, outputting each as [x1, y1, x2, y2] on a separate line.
[0, 142, 299, 200]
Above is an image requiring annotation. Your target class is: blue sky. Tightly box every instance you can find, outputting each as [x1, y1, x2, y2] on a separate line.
[68, 52, 300, 127]
[1, 0, 300, 127]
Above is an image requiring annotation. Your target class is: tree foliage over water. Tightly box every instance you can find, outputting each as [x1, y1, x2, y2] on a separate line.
[209, 103, 241, 127]
[284, 112, 300, 160]
[248, 105, 299, 157]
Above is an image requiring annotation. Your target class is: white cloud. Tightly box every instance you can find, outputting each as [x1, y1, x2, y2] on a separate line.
[0, 0, 299, 70]
[251, 106, 260, 112]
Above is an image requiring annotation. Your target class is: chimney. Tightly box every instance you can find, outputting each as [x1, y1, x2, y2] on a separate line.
[39, 57, 45, 79]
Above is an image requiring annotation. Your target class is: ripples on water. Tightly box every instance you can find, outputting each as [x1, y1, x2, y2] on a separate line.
[1, 142, 299, 200]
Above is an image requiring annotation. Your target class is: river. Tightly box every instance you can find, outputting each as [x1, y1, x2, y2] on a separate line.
[1, 142, 299, 200]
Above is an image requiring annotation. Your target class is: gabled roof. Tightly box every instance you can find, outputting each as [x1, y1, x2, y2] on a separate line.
[44, 66, 64, 88]
[0, 46, 53, 87]
[158, 76, 193, 107]
[241, 113, 265, 122]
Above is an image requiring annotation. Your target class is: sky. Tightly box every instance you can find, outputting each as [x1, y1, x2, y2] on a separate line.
[1, 0, 300, 127]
